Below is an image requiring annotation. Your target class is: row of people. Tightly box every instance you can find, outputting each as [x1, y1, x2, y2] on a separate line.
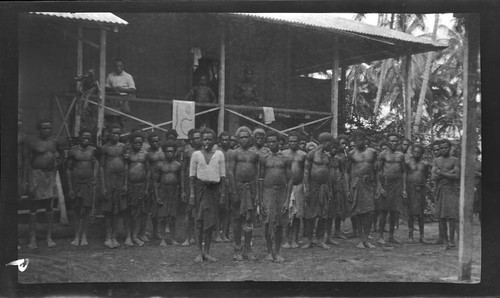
[19, 119, 464, 259]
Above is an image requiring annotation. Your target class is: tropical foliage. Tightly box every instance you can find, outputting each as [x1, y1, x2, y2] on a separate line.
[343, 14, 479, 145]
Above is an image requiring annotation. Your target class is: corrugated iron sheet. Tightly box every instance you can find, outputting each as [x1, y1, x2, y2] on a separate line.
[234, 13, 446, 48]
[30, 12, 128, 26]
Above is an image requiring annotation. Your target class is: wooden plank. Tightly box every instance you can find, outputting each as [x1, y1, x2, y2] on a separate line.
[218, 25, 226, 135]
[404, 53, 412, 140]
[97, 29, 106, 147]
[281, 115, 333, 133]
[458, 14, 479, 281]
[56, 96, 77, 138]
[60, 93, 333, 117]
[55, 95, 71, 137]
[55, 171, 68, 226]
[331, 37, 340, 137]
[88, 100, 170, 133]
[226, 108, 287, 136]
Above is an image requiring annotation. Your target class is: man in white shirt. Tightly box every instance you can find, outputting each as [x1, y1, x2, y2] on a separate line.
[104, 58, 136, 126]
[105, 58, 136, 94]
[189, 128, 226, 262]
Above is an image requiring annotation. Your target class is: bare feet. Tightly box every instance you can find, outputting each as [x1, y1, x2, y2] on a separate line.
[80, 236, 88, 246]
[222, 236, 231, 242]
[449, 241, 456, 248]
[104, 239, 114, 249]
[28, 240, 38, 250]
[441, 242, 451, 251]
[408, 237, 415, 244]
[189, 238, 196, 245]
[172, 240, 180, 246]
[138, 235, 150, 242]
[326, 237, 339, 246]
[301, 242, 313, 249]
[335, 233, 347, 239]
[204, 254, 217, 262]
[112, 238, 120, 248]
[181, 240, 191, 246]
[356, 242, 365, 249]
[363, 241, 376, 249]
[264, 254, 275, 262]
[215, 235, 223, 243]
[160, 240, 167, 247]
[377, 238, 386, 245]
[132, 237, 144, 247]
[243, 250, 257, 261]
[318, 242, 330, 250]
[194, 254, 204, 263]
[47, 239, 56, 248]
[291, 241, 299, 249]
[282, 242, 291, 249]
[71, 238, 80, 246]
[388, 237, 400, 244]
[274, 255, 285, 263]
[233, 251, 244, 261]
[124, 237, 134, 247]
[419, 238, 428, 244]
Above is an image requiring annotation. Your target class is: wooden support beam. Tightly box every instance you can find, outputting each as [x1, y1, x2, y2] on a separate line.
[281, 115, 333, 133]
[404, 53, 413, 140]
[218, 25, 226, 135]
[60, 93, 333, 117]
[458, 14, 479, 282]
[54, 96, 71, 137]
[129, 107, 220, 136]
[75, 26, 83, 137]
[331, 37, 340, 137]
[56, 96, 77, 138]
[88, 100, 170, 133]
[226, 108, 287, 136]
[96, 29, 106, 147]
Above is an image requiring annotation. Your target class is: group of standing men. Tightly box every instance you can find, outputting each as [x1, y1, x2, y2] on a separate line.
[19, 115, 466, 261]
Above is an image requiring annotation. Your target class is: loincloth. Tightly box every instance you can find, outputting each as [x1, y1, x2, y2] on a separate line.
[435, 179, 459, 219]
[194, 179, 220, 231]
[335, 180, 351, 220]
[100, 173, 127, 214]
[379, 177, 404, 214]
[71, 178, 94, 211]
[289, 183, 305, 219]
[407, 183, 426, 216]
[231, 180, 256, 221]
[29, 169, 56, 200]
[262, 184, 289, 239]
[327, 182, 340, 219]
[304, 182, 330, 219]
[350, 175, 375, 217]
[127, 181, 149, 217]
[154, 184, 180, 218]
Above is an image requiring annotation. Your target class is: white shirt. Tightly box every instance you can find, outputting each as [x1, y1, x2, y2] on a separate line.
[105, 71, 136, 90]
[189, 148, 226, 182]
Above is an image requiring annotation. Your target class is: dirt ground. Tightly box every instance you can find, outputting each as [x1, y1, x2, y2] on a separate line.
[17, 213, 481, 283]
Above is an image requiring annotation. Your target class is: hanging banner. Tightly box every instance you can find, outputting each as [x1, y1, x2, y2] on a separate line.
[173, 100, 195, 139]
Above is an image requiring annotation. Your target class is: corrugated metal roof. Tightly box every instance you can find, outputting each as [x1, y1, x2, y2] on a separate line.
[30, 12, 128, 26]
[234, 13, 446, 49]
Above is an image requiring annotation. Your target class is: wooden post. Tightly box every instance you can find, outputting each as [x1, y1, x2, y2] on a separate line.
[331, 37, 340, 138]
[97, 29, 106, 147]
[217, 26, 226, 135]
[285, 27, 292, 107]
[405, 53, 412, 140]
[74, 26, 83, 137]
[458, 14, 479, 281]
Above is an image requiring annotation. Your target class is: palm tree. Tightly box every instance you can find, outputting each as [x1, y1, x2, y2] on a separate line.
[414, 14, 440, 134]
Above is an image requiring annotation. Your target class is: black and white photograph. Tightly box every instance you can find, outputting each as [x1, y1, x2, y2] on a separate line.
[3, 5, 491, 295]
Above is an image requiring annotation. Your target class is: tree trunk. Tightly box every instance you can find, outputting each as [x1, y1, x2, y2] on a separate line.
[404, 54, 413, 140]
[413, 14, 440, 134]
[373, 59, 390, 115]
